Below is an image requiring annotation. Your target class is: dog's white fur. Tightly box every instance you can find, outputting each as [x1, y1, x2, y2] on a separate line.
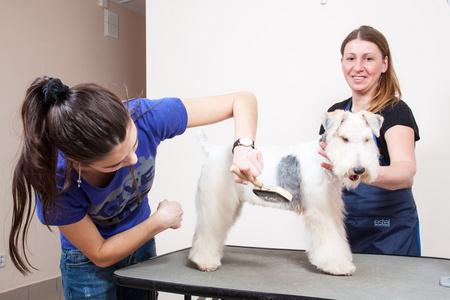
[189, 110, 384, 276]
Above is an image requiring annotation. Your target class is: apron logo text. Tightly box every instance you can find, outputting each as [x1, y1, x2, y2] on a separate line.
[374, 219, 391, 228]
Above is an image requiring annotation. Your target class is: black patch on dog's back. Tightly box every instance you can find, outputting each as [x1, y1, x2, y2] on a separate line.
[276, 155, 301, 203]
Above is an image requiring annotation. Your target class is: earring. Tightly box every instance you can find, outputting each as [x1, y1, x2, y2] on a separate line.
[77, 164, 82, 188]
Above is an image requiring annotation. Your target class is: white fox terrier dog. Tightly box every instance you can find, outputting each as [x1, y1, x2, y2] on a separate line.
[189, 110, 383, 276]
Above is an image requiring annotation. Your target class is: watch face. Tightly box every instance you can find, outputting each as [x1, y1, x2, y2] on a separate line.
[239, 138, 253, 146]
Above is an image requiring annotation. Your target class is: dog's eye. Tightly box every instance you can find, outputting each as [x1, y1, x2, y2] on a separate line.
[341, 137, 349, 143]
[365, 138, 370, 143]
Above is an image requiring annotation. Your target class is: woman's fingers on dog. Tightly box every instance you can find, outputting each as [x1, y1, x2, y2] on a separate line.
[318, 142, 329, 159]
[321, 162, 333, 171]
[318, 142, 333, 171]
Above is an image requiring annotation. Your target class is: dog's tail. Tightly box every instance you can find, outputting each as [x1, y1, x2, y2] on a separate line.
[197, 129, 211, 155]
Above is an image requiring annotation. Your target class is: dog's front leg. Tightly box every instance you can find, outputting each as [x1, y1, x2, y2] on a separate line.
[302, 188, 355, 276]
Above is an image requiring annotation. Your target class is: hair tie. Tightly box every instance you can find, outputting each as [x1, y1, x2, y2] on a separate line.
[42, 78, 69, 109]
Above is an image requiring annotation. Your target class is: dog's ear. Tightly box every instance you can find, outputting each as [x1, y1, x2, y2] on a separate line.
[322, 110, 347, 141]
[360, 111, 384, 137]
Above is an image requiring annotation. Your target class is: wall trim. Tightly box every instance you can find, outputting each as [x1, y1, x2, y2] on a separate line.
[0, 277, 62, 300]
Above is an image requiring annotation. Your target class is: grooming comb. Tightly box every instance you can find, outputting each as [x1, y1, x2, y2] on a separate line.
[230, 165, 293, 203]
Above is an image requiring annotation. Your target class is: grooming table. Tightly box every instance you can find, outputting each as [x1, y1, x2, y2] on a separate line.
[113, 246, 450, 299]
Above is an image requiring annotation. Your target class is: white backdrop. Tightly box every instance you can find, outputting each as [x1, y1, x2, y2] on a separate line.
[146, 0, 450, 260]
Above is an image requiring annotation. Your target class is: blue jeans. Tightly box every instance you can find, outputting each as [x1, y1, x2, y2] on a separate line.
[60, 238, 156, 300]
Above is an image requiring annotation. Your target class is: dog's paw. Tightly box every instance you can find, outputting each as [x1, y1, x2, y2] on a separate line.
[195, 263, 220, 272]
[189, 250, 222, 272]
[319, 260, 356, 276]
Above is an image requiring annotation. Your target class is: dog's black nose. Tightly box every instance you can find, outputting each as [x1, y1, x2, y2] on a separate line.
[353, 167, 365, 175]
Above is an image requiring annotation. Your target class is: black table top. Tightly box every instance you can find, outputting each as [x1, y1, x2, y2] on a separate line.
[114, 246, 450, 299]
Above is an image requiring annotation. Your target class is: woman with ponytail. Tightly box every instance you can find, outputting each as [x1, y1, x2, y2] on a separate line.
[11, 76, 263, 299]
[319, 26, 421, 256]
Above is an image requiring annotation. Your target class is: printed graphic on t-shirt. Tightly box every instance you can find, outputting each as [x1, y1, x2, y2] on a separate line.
[88, 155, 155, 226]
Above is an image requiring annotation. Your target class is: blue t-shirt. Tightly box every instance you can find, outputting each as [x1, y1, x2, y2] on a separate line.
[36, 97, 188, 249]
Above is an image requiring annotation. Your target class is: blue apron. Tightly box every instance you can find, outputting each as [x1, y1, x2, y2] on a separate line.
[342, 101, 421, 256]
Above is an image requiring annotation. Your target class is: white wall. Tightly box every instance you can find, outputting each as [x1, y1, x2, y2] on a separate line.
[146, 0, 450, 259]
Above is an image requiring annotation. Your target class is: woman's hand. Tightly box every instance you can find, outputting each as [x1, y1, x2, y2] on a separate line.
[231, 146, 263, 184]
[319, 142, 333, 171]
[153, 199, 184, 229]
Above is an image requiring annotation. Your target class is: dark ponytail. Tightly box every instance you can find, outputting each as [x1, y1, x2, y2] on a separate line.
[10, 76, 131, 274]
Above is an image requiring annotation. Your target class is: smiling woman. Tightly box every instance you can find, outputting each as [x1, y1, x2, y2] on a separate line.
[319, 26, 420, 257]
[339, 26, 401, 114]
[341, 39, 388, 105]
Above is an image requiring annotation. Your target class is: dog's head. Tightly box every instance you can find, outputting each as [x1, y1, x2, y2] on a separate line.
[322, 110, 384, 189]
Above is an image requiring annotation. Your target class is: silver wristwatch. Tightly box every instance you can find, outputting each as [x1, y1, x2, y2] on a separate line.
[232, 137, 255, 153]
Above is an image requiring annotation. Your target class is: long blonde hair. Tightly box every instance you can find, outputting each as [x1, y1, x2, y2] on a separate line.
[341, 26, 401, 114]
